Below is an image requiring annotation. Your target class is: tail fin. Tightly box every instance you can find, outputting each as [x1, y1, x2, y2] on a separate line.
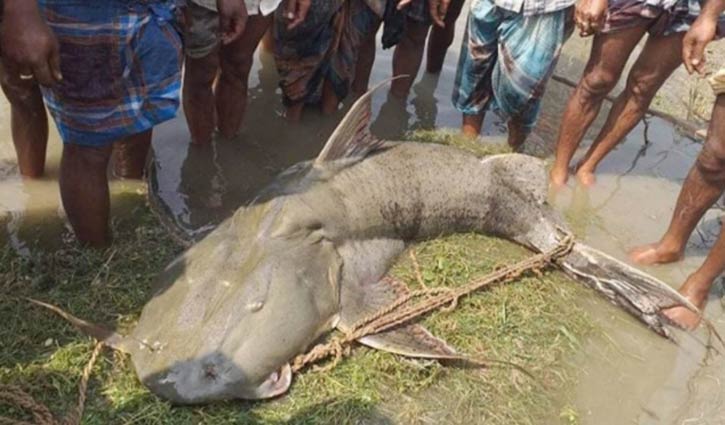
[27, 298, 135, 353]
[559, 244, 698, 338]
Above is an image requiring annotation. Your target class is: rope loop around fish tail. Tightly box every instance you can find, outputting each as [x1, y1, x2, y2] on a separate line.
[291, 232, 576, 374]
[0, 342, 103, 425]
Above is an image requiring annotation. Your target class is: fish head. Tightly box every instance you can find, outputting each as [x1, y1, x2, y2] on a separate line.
[135, 202, 342, 404]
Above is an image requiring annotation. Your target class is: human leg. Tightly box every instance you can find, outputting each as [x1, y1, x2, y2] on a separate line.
[461, 113, 485, 138]
[661, 218, 725, 329]
[391, 18, 430, 98]
[0, 59, 48, 177]
[574, 31, 685, 185]
[273, 0, 343, 120]
[351, 19, 382, 96]
[425, 0, 465, 74]
[183, 54, 219, 145]
[40, 0, 183, 246]
[217, 15, 272, 138]
[549, 26, 646, 186]
[451, 0, 500, 138]
[60, 143, 113, 247]
[112, 130, 152, 179]
[493, 6, 574, 150]
[630, 95, 725, 265]
[182, 3, 222, 145]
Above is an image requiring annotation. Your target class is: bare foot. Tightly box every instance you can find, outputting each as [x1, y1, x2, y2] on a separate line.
[661, 278, 710, 330]
[461, 113, 484, 140]
[628, 242, 683, 265]
[575, 168, 596, 186]
[549, 167, 569, 188]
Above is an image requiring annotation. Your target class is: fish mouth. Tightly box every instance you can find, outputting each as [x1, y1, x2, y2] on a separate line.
[253, 363, 292, 399]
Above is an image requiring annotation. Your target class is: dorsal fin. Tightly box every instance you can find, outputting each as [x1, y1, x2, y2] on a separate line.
[314, 76, 407, 166]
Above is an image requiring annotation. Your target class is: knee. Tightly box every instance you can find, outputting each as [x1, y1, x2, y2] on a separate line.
[625, 71, 659, 105]
[696, 139, 725, 184]
[63, 144, 112, 173]
[578, 69, 618, 100]
[219, 52, 253, 84]
[402, 21, 429, 45]
[184, 56, 219, 88]
[0, 74, 42, 108]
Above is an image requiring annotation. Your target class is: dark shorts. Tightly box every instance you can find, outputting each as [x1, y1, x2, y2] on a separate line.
[184, 2, 220, 59]
[381, 0, 432, 48]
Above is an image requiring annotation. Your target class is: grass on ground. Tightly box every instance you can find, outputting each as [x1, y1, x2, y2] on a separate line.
[0, 132, 594, 424]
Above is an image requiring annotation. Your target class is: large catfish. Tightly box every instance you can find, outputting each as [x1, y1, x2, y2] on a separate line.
[35, 81, 695, 404]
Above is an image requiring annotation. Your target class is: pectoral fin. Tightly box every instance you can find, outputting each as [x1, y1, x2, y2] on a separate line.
[338, 275, 459, 359]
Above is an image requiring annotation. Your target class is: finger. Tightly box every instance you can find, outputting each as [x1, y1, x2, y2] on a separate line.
[682, 37, 695, 74]
[12, 63, 34, 80]
[692, 42, 707, 75]
[232, 16, 245, 41]
[590, 19, 602, 33]
[285, 0, 298, 18]
[32, 61, 55, 86]
[439, 0, 450, 19]
[49, 39, 63, 81]
[288, 0, 310, 29]
[220, 13, 232, 43]
[397, 0, 412, 9]
[430, 2, 445, 27]
[684, 39, 706, 75]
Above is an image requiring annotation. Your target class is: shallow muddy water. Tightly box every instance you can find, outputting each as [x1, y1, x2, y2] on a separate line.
[1, 12, 724, 424]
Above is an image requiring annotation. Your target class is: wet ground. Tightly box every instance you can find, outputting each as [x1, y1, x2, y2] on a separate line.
[1, 15, 724, 425]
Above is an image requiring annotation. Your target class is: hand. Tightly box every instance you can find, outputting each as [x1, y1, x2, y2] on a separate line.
[283, 0, 311, 30]
[682, 15, 717, 75]
[217, 0, 247, 44]
[397, 0, 412, 10]
[429, 0, 451, 27]
[575, 0, 608, 37]
[0, 1, 62, 85]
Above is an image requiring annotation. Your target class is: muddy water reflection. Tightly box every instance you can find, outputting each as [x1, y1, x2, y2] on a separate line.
[0, 16, 723, 424]
[551, 115, 725, 425]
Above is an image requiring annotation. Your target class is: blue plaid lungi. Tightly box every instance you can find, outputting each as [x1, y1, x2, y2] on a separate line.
[452, 0, 573, 132]
[38, 0, 183, 146]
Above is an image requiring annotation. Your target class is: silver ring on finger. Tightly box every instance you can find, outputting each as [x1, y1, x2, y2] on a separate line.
[19, 73, 34, 80]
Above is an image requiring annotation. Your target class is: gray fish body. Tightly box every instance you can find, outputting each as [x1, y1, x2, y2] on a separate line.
[130, 143, 554, 403]
[33, 80, 694, 404]
[131, 143, 688, 403]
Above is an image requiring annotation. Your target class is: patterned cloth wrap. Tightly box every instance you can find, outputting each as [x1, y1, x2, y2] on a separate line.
[602, 0, 725, 36]
[452, 0, 573, 132]
[37, 0, 183, 146]
[711, 68, 725, 96]
[273, 0, 380, 106]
